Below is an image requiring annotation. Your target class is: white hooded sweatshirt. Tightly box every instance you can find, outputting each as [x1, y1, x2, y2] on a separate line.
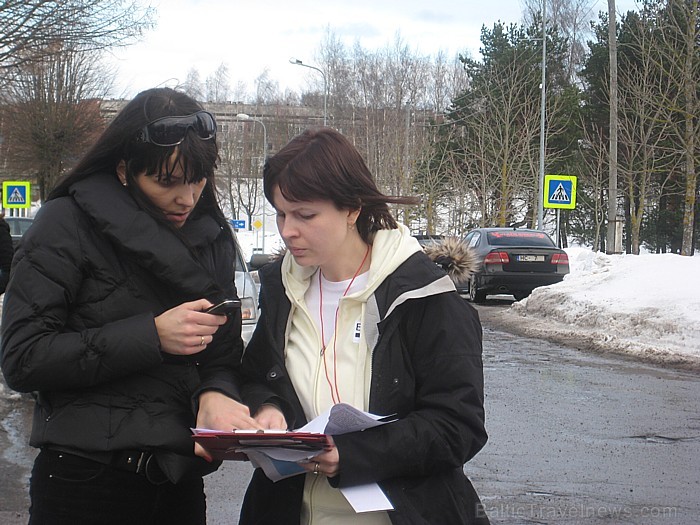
[280, 224, 421, 524]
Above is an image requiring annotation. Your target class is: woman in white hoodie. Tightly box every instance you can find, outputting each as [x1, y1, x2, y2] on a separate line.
[239, 127, 489, 525]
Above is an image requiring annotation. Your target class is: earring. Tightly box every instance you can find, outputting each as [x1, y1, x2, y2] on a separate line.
[348, 223, 355, 230]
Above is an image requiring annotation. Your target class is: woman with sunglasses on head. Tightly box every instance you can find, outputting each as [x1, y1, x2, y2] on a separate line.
[238, 127, 489, 525]
[0, 87, 261, 525]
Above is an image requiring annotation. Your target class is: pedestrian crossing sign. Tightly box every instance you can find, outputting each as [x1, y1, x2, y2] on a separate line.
[544, 175, 577, 209]
[2, 181, 31, 209]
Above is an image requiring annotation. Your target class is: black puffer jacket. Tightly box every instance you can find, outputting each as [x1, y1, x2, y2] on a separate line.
[0, 174, 243, 483]
[0, 217, 13, 294]
[240, 251, 489, 525]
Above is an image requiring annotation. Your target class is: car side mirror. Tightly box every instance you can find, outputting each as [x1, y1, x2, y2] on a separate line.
[248, 253, 274, 271]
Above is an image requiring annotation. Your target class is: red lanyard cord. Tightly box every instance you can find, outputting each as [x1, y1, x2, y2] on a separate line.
[318, 244, 371, 405]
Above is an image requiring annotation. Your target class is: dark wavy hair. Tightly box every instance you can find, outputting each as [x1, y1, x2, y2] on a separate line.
[49, 87, 228, 237]
[263, 127, 419, 244]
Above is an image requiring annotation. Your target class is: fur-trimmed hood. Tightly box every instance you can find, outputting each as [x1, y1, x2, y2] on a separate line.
[423, 237, 479, 284]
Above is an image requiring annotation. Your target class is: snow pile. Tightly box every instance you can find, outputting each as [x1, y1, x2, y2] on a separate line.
[507, 248, 700, 366]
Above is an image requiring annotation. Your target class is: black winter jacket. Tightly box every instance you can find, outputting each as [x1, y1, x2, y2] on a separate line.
[0, 174, 244, 483]
[0, 217, 14, 294]
[239, 251, 489, 525]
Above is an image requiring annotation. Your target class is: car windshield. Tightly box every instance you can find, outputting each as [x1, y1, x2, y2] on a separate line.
[415, 235, 444, 247]
[486, 231, 555, 247]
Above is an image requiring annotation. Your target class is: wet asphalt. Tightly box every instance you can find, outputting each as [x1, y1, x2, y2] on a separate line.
[1, 300, 699, 524]
[471, 303, 700, 524]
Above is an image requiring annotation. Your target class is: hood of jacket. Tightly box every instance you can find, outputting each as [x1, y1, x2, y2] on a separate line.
[280, 224, 423, 305]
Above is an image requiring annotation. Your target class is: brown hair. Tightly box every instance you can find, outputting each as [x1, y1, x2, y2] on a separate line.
[263, 127, 418, 243]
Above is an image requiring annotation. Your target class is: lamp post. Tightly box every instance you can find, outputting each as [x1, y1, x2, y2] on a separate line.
[536, 0, 547, 231]
[236, 113, 268, 253]
[289, 57, 328, 125]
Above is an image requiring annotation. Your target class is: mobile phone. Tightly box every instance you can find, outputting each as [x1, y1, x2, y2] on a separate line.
[204, 299, 242, 315]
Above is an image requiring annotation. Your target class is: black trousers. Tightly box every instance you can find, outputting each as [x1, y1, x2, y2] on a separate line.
[29, 449, 207, 525]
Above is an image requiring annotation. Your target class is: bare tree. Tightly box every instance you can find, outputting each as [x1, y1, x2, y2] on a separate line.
[181, 68, 204, 102]
[379, 36, 431, 213]
[617, 13, 679, 254]
[414, 123, 466, 234]
[316, 29, 352, 121]
[650, 0, 699, 256]
[524, 0, 596, 81]
[308, 31, 483, 231]
[0, 0, 154, 81]
[253, 69, 281, 105]
[1, 45, 111, 200]
[206, 63, 231, 103]
[427, 51, 470, 115]
[450, 45, 549, 228]
[217, 127, 246, 223]
[230, 80, 248, 103]
[214, 119, 266, 228]
[574, 129, 610, 251]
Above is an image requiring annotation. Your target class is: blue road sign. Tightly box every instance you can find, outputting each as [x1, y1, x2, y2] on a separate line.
[2, 181, 31, 209]
[231, 219, 246, 229]
[544, 175, 577, 209]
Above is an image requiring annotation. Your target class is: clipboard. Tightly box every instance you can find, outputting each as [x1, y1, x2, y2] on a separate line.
[191, 430, 332, 461]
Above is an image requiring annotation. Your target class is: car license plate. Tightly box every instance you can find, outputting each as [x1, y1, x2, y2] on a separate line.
[517, 255, 545, 262]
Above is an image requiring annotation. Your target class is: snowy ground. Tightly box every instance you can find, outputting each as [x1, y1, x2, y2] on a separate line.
[502, 247, 700, 369]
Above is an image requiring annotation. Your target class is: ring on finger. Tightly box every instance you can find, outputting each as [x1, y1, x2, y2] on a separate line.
[200, 335, 205, 346]
[313, 462, 320, 475]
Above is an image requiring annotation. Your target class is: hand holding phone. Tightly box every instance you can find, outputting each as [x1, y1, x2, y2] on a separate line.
[204, 299, 242, 316]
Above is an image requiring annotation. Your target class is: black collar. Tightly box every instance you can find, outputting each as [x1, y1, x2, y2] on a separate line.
[69, 173, 225, 299]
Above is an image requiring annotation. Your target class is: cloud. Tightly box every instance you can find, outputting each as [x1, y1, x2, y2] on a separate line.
[106, 0, 638, 99]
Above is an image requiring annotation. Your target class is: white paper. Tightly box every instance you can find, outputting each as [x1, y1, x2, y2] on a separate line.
[341, 483, 394, 512]
[236, 403, 396, 511]
[299, 403, 393, 435]
[244, 449, 309, 478]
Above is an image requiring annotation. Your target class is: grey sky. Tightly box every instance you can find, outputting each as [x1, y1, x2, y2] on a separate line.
[107, 0, 638, 99]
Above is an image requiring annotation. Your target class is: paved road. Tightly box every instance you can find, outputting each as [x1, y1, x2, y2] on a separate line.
[472, 302, 700, 524]
[2, 302, 699, 524]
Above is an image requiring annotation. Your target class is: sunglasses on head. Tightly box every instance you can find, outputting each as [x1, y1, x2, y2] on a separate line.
[135, 110, 217, 147]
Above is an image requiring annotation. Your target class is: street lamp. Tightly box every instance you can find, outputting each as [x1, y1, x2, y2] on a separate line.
[235, 113, 268, 253]
[289, 57, 328, 125]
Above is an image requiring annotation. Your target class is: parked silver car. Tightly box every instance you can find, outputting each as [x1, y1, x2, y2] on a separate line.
[5, 216, 34, 250]
[230, 231, 259, 345]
